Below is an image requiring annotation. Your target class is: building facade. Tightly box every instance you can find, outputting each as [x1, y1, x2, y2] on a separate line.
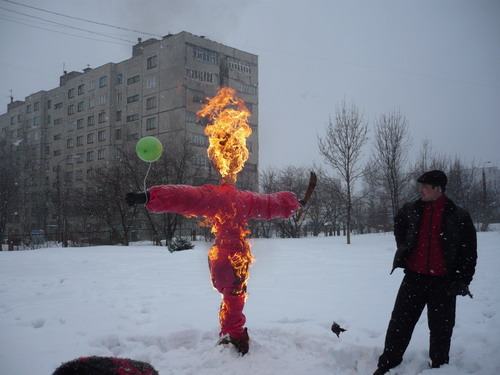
[0, 32, 259, 241]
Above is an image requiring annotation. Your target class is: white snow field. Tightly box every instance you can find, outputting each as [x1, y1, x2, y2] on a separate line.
[1, 232, 499, 375]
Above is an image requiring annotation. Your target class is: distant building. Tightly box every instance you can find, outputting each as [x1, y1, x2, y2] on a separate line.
[0, 31, 259, 240]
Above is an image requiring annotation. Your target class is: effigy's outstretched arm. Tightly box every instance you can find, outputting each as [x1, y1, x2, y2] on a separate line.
[145, 185, 219, 217]
[242, 190, 301, 220]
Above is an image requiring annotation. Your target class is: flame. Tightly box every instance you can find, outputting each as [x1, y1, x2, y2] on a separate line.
[228, 231, 253, 287]
[219, 300, 230, 328]
[197, 87, 252, 185]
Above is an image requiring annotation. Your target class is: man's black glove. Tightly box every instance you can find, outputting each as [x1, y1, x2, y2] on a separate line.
[447, 280, 473, 298]
[125, 192, 149, 206]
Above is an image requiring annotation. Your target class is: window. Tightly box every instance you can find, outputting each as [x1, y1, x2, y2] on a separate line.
[186, 68, 214, 83]
[53, 134, 62, 140]
[77, 101, 84, 112]
[54, 118, 62, 125]
[78, 84, 85, 95]
[86, 168, 94, 178]
[98, 112, 106, 123]
[127, 133, 139, 141]
[67, 138, 74, 148]
[46, 115, 51, 124]
[146, 96, 156, 109]
[33, 116, 40, 126]
[116, 73, 123, 85]
[127, 75, 140, 85]
[66, 121, 76, 132]
[64, 172, 73, 182]
[192, 134, 207, 146]
[89, 80, 96, 90]
[146, 76, 157, 88]
[77, 135, 83, 146]
[47, 100, 51, 109]
[127, 95, 139, 103]
[99, 76, 107, 88]
[76, 153, 83, 163]
[127, 114, 139, 122]
[147, 55, 157, 69]
[192, 154, 208, 167]
[68, 88, 75, 98]
[10, 116, 15, 125]
[99, 95, 107, 105]
[53, 149, 61, 156]
[116, 93, 122, 103]
[193, 46, 218, 64]
[34, 102, 40, 111]
[75, 170, 83, 181]
[55, 102, 63, 109]
[26, 104, 32, 113]
[98, 130, 106, 141]
[77, 118, 84, 129]
[87, 151, 94, 162]
[87, 133, 94, 144]
[87, 115, 95, 126]
[193, 91, 206, 103]
[186, 111, 198, 123]
[227, 58, 251, 74]
[146, 117, 156, 130]
[89, 97, 95, 108]
[115, 128, 122, 140]
[67, 104, 75, 115]
[98, 149, 106, 160]
[237, 82, 257, 95]
[116, 110, 122, 121]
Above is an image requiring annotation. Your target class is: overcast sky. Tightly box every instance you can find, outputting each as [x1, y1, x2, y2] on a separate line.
[1, 0, 499, 171]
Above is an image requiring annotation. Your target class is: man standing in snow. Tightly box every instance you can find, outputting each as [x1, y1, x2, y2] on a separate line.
[373, 170, 477, 375]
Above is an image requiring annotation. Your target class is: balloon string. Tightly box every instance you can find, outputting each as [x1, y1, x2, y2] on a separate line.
[143, 163, 152, 203]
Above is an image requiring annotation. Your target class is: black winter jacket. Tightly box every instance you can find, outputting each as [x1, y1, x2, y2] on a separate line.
[392, 196, 477, 286]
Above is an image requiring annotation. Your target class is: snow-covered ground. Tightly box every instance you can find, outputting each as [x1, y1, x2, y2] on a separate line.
[1, 232, 499, 375]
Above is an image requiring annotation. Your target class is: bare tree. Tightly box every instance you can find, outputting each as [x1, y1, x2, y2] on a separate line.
[316, 170, 344, 236]
[318, 100, 368, 244]
[258, 166, 310, 238]
[360, 167, 392, 232]
[413, 139, 450, 177]
[86, 162, 137, 245]
[446, 157, 477, 210]
[372, 109, 413, 215]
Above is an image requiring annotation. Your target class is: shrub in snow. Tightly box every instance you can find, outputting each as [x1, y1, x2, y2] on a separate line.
[167, 237, 194, 253]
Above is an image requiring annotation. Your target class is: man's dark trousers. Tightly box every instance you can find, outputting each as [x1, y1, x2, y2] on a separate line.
[377, 270, 456, 371]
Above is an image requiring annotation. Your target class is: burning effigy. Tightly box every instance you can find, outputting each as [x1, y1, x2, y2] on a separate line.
[126, 87, 305, 355]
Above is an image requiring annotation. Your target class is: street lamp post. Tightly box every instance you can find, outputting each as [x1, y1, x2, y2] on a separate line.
[482, 161, 491, 231]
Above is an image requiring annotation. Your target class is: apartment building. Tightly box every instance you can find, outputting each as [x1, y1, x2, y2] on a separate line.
[0, 31, 259, 240]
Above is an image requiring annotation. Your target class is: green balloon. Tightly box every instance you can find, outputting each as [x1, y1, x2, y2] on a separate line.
[136, 136, 163, 162]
